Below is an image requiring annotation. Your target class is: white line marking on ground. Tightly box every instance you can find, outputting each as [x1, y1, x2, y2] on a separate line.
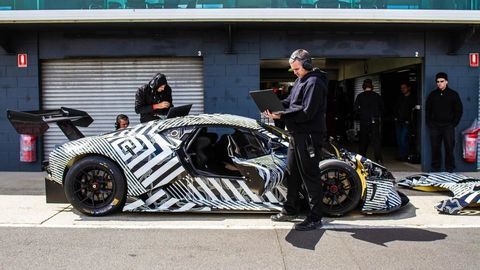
[0, 223, 479, 230]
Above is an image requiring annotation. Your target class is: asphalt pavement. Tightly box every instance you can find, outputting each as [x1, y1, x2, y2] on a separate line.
[0, 171, 479, 270]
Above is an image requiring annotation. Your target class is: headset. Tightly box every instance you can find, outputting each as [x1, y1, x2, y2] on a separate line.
[289, 49, 313, 71]
[115, 114, 129, 130]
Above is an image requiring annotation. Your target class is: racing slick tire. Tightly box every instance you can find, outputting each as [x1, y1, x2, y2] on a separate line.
[319, 159, 362, 217]
[64, 156, 127, 216]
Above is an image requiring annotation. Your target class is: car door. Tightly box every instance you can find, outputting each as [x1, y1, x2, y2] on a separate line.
[226, 129, 287, 196]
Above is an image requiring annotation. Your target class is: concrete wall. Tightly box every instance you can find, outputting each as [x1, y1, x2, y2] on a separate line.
[258, 29, 425, 58]
[203, 29, 260, 117]
[0, 33, 40, 171]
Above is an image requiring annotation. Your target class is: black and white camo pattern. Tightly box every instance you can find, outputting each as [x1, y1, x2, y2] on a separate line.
[122, 138, 288, 212]
[231, 154, 286, 193]
[123, 174, 287, 212]
[51, 118, 199, 196]
[361, 177, 403, 213]
[49, 136, 148, 196]
[48, 114, 288, 211]
[398, 173, 480, 214]
[48, 113, 405, 214]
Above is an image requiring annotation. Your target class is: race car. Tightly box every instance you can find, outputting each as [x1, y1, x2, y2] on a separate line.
[7, 107, 408, 216]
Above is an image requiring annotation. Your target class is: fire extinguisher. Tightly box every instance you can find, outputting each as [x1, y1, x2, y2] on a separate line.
[462, 119, 480, 163]
[463, 133, 477, 163]
[20, 134, 36, 162]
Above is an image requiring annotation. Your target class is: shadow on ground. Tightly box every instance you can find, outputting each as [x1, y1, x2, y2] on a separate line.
[284, 229, 326, 250]
[284, 227, 447, 250]
[335, 227, 447, 246]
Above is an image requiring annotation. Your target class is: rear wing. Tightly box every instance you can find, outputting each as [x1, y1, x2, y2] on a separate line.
[7, 107, 93, 141]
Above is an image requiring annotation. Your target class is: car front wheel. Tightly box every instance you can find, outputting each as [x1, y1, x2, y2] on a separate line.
[64, 156, 126, 216]
[319, 159, 362, 217]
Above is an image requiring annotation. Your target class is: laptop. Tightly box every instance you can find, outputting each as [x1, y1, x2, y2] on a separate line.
[249, 89, 286, 113]
[166, 104, 193, 119]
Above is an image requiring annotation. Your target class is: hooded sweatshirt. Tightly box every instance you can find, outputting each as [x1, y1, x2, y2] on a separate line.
[135, 73, 174, 123]
[135, 84, 173, 123]
[280, 68, 328, 134]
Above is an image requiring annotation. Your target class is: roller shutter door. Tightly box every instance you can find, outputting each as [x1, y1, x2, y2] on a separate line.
[41, 57, 204, 159]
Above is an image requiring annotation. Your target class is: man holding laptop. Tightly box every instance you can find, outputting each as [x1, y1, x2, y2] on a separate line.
[263, 49, 328, 231]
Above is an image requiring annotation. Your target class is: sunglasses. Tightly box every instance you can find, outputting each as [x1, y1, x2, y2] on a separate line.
[436, 80, 446, 83]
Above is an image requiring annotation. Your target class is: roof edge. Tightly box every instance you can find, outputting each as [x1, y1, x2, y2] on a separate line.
[1, 9, 479, 24]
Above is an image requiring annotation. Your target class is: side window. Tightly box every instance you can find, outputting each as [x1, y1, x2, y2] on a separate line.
[185, 126, 241, 177]
[183, 126, 269, 176]
[229, 129, 269, 159]
[161, 127, 195, 147]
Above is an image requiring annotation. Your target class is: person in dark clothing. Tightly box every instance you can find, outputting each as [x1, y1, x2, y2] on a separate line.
[426, 72, 463, 172]
[354, 79, 384, 163]
[135, 73, 173, 123]
[394, 82, 416, 161]
[115, 114, 129, 130]
[264, 49, 327, 231]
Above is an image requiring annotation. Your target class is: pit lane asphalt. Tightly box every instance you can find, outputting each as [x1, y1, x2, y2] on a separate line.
[0, 171, 479, 270]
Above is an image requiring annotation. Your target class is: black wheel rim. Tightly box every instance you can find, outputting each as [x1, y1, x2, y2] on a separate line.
[72, 165, 115, 209]
[320, 168, 359, 212]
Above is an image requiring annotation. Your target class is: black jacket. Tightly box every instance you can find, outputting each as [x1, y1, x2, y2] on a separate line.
[394, 94, 416, 122]
[280, 69, 328, 134]
[354, 90, 383, 122]
[426, 87, 463, 127]
[135, 84, 173, 123]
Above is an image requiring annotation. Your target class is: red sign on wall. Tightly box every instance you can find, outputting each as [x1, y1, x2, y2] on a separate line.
[469, 53, 479, 67]
[17, 54, 28, 68]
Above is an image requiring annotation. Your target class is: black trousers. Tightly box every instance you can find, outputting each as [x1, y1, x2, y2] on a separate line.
[429, 124, 455, 172]
[359, 121, 383, 162]
[282, 133, 324, 221]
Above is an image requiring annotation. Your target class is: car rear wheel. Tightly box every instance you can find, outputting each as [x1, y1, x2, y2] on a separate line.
[64, 156, 126, 216]
[319, 159, 362, 217]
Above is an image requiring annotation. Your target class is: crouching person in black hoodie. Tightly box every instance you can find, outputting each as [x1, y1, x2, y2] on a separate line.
[135, 73, 173, 123]
[264, 49, 328, 231]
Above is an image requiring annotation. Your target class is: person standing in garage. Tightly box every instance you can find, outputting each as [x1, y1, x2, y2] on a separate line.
[394, 82, 416, 161]
[354, 79, 384, 164]
[426, 72, 463, 172]
[264, 49, 327, 231]
[135, 73, 173, 123]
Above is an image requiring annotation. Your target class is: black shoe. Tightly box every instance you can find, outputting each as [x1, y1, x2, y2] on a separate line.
[270, 212, 297, 222]
[293, 218, 323, 231]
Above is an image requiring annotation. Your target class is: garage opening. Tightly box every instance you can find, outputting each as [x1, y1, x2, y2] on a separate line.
[260, 57, 423, 171]
[41, 57, 204, 160]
